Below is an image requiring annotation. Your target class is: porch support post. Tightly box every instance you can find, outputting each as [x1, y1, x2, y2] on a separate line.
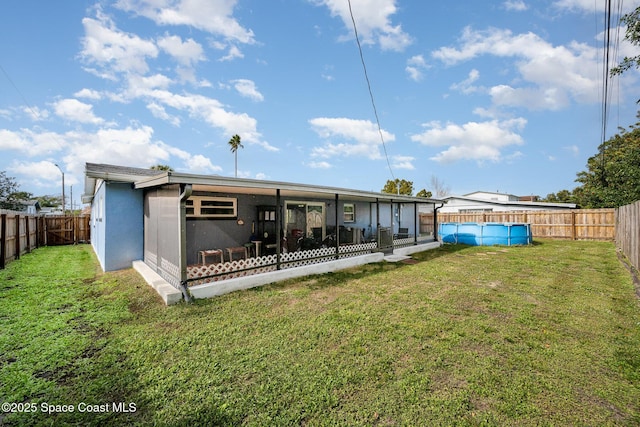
[376, 198, 380, 249]
[433, 203, 438, 240]
[390, 200, 394, 246]
[178, 184, 193, 303]
[334, 193, 339, 260]
[414, 202, 418, 244]
[276, 189, 281, 270]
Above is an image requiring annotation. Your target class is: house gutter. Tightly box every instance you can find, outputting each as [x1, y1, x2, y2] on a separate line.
[179, 183, 193, 303]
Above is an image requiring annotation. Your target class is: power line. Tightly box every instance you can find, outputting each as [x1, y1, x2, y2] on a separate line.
[600, 0, 625, 186]
[347, 0, 396, 182]
[600, 0, 613, 185]
[0, 63, 41, 120]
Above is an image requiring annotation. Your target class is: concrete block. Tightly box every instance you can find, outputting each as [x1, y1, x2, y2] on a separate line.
[132, 260, 183, 305]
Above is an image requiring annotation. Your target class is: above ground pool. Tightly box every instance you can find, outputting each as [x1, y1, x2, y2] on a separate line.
[439, 222, 532, 246]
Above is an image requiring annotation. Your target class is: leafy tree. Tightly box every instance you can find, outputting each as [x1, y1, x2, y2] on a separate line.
[228, 134, 243, 178]
[151, 164, 173, 171]
[611, 6, 640, 79]
[381, 179, 413, 196]
[575, 121, 640, 208]
[0, 171, 20, 209]
[542, 189, 577, 205]
[416, 189, 432, 198]
[37, 195, 62, 208]
[11, 191, 33, 202]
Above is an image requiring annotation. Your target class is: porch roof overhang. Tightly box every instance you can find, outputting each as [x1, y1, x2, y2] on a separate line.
[134, 171, 442, 205]
[82, 163, 165, 204]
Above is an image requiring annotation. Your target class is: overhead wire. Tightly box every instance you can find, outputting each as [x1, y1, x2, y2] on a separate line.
[0, 63, 41, 120]
[600, 0, 625, 186]
[600, 0, 613, 184]
[346, 0, 396, 183]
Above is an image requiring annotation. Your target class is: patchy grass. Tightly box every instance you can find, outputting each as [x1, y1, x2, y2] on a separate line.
[1, 241, 639, 426]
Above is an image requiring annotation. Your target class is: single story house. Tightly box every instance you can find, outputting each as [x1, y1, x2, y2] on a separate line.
[440, 191, 576, 213]
[82, 163, 443, 303]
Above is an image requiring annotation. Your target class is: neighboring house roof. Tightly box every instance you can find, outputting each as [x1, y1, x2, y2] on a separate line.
[463, 191, 520, 201]
[0, 199, 40, 212]
[83, 163, 442, 204]
[442, 195, 576, 210]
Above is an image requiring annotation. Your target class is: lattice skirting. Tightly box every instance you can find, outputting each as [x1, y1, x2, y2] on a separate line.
[187, 243, 378, 286]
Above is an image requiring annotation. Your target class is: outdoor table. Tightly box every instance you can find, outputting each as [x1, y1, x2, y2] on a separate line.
[226, 246, 247, 261]
[198, 249, 223, 265]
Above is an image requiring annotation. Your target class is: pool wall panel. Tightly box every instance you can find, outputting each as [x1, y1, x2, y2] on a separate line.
[438, 222, 532, 246]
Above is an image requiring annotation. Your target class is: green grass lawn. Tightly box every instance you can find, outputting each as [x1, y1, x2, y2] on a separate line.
[1, 241, 639, 426]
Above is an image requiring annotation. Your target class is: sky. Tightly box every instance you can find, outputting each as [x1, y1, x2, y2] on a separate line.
[1, 0, 639, 208]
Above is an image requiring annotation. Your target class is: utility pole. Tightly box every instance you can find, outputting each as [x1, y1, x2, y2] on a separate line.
[55, 163, 65, 215]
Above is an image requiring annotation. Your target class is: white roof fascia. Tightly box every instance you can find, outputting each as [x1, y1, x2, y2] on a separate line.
[134, 171, 442, 204]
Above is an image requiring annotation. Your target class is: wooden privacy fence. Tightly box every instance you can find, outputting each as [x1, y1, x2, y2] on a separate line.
[615, 201, 640, 272]
[0, 211, 90, 269]
[433, 209, 615, 241]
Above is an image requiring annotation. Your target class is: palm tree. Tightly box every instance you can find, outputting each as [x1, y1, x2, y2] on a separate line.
[228, 134, 243, 178]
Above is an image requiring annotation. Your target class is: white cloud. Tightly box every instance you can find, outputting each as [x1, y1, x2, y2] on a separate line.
[64, 126, 170, 173]
[0, 109, 12, 120]
[74, 88, 103, 100]
[115, 0, 255, 43]
[314, 0, 412, 51]
[7, 161, 71, 189]
[411, 118, 527, 163]
[182, 154, 222, 173]
[432, 27, 600, 110]
[157, 34, 205, 66]
[450, 69, 481, 94]
[231, 79, 264, 102]
[503, 0, 528, 11]
[553, 0, 636, 13]
[126, 74, 174, 95]
[321, 64, 335, 81]
[22, 106, 49, 121]
[0, 129, 65, 156]
[392, 155, 414, 170]
[309, 117, 395, 160]
[2, 125, 222, 188]
[564, 144, 580, 156]
[406, 54, 429, 81]
[219, 45, 244, 62]
[144, 90, 277, 150]
[146, 102, 181, 126]
[308, 161, 332, 169]
[80, 11, 158, 77]
[53, 99, 105, 125]
[75, 8, 276, 152]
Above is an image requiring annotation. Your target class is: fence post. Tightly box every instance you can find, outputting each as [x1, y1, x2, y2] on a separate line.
[14, 215, 20, 260]
[571, 211, 576, 240]
[25, 216, 30, 254]
[0, 214, 6, 269]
